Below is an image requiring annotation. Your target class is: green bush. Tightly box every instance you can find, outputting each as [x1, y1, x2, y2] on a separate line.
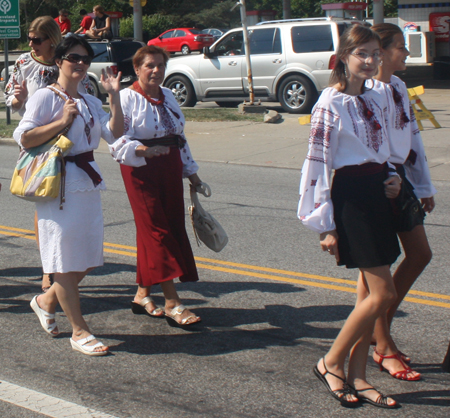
[119, 14, 174, 42]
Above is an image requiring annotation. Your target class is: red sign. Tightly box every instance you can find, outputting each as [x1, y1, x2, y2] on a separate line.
[430, 12, 450, 43]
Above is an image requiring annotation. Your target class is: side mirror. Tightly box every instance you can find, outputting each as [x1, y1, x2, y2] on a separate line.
[203, 46, 213, 57]
[159, 36, 163, 40]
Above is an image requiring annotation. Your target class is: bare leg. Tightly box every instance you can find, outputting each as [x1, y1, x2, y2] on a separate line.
[316, 265, 396, 402]
[387, 225, 431, 325]
[370, 226, 429, 378]
[160, 280, 200, 324]
[347, 274, 397, 406]
[37, 269, 107, 352]
[35, 212, 53, 292]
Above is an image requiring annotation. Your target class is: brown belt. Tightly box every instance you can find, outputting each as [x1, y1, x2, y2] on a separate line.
[64, 151, 102, 187]
[139, 135, 186, 149]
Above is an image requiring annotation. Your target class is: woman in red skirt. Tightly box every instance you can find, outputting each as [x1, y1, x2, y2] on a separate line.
[109, 45, 203, 328]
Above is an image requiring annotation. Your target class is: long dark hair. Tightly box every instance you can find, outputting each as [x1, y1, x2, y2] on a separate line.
[330, 24, 381, 93]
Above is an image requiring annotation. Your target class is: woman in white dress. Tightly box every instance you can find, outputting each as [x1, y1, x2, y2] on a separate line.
[14, 35, 130, 356]
[298, 25, 401, 408]
[5, 16, 92, 293]
[361, 23, 436, 381]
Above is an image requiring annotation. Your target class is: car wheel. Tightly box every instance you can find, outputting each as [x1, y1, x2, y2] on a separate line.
[215, 101, 242, 108]
[181, 45, 191, 55]
[278, 75, 317, 114]
[165, 75, 197, 107]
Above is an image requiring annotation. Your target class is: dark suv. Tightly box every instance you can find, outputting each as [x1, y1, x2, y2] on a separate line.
[87, 38, 145, 100]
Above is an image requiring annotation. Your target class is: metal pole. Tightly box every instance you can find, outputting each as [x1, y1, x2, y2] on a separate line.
[133, 0, 143, 41]
[239, 0, 254, 105]
[283, 0, 291, 20]
[372, 0, 384, 25]
[5, 39, 10, 125]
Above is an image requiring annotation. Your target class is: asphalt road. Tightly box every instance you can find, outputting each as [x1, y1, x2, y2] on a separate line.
[0, 141, 449, 417]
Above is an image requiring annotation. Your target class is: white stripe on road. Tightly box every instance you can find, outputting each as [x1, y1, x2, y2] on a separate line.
[0, 380, 118, 418]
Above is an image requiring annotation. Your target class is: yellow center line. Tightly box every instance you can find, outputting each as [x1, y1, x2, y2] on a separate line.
[1, 225, 450, 307]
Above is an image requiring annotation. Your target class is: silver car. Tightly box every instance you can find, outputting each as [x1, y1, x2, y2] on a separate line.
[164, 18, 361, 113]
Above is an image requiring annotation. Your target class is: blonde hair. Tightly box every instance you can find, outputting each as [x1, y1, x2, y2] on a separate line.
[93, 5, 105, 14]
[28, 16, 62, 49]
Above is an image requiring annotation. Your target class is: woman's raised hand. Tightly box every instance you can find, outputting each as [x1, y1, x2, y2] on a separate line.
[100, 67, 122, 95]
[13, 77, 28, 105]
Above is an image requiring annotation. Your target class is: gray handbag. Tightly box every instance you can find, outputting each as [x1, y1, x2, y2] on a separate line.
[189, 182, 228, 252]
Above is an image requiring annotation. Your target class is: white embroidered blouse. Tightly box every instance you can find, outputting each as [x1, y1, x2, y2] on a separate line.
[372, 76, 436, 199]
[14, 88, 136, 193]
[4, 52, 93, 116]
[108, 87, 199, 178]
[297, 87, 392, 233]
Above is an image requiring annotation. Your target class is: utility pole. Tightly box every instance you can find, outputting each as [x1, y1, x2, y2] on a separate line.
[372, 0, 384, 24]
[283, 0, 291, 20]
[133, 0, 143, 41]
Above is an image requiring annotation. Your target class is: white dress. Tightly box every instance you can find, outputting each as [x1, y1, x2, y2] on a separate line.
[14, 87, 136, 273]
[4, 52, 93, 116]
[371, 76, 436, 199]
[297, 87, 394, 233]
[108, 86, 199, 177]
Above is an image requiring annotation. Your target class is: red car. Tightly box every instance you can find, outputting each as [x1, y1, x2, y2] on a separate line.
[147, 28, 215, 55]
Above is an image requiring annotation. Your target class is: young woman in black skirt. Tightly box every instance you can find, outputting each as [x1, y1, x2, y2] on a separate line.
[298, 25, 402, 408]
[361, 23, 436, 381]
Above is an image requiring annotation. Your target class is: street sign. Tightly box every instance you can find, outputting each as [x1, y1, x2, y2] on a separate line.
[0, 0, 21, 39]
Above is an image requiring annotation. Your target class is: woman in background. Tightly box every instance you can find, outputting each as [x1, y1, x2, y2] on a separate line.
[363, 23, 436, 381]
[5, 17, 93, 293]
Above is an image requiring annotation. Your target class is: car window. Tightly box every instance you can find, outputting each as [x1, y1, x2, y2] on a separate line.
[190, 29, 202, 34]
[174, 30, 186, 37]
[248, 28, 281, 55]
[211, 30, 221, 36]
[161, 30, 175, 39]
[111, 42, 143, 63]
[201, 29, 209, 34]
[214, 31, 245, 56]
[291, 25, 334, 53]
[90, 43, 109, 63]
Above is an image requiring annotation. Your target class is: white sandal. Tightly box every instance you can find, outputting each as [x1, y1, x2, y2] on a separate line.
[165, 304, 201, 328]
[70, 335, 109, 356]
[131, 296, 164, 317]
[30, 295, 59, 337]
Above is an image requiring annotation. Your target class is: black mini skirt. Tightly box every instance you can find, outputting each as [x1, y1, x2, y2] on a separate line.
[331, 163, 400, 269]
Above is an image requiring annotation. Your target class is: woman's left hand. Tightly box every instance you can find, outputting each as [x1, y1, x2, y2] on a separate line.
[384, 175, 401, 199]
[100, 67, 122, 96]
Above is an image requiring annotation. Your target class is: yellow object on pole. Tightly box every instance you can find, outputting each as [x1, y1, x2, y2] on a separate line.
[129, 0, 146, 6]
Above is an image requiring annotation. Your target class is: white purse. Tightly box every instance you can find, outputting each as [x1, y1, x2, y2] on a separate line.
[189, 182, 228, 252]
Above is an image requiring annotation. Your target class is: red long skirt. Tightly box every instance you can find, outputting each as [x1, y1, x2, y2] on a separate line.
[120, 148, 199, 286]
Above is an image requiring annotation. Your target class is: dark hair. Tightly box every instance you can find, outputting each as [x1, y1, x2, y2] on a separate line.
[329, 24, 381, 93]
[371, 23, 403, 50]
[80, 9, 87, 16]
[133, 45, 170, 68]
[54, 35, 94, 61]
[59, 9, 70, 16]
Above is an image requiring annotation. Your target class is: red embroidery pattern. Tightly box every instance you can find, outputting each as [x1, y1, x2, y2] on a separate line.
[391, 84, 409, 130]
[311, 179, 317, 186]
[357, 97, 383, 152]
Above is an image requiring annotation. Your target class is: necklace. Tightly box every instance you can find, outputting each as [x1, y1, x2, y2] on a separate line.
[133, 81, 165, 105]
[56, 82, 94, 143]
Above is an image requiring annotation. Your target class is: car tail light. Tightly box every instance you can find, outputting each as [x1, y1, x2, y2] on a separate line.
[110, 65, 118, 75]
[194, 35, 213, 42]
[329, 54, 336, 70]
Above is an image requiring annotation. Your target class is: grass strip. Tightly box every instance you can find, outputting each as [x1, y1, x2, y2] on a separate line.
[0, 118, 19, 138]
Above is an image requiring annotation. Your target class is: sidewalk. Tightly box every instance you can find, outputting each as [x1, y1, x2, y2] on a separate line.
[2, 85, 450, 181]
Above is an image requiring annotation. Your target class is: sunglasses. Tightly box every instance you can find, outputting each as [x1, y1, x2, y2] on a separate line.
[27, 36, 48, 45]
[62, 54, 92, 65]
